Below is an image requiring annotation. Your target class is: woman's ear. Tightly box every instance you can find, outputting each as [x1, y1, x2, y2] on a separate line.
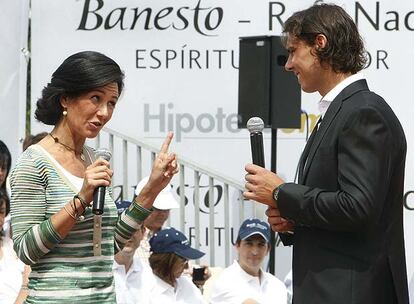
[60, 95, 69, 109]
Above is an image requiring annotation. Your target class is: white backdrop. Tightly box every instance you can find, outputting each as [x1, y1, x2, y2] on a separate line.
[29, 0, 414, 285]
[0, 1, 29, 164]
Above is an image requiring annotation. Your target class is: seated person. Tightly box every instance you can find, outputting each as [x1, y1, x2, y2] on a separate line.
[284, 269, 293, 304]
[0, 190, 30, 303]
[134, 176, 179, 263]
[209, 218, 287, 304]
[113, 201, 155, 304]
[0, 140, 11, 238]
[148, 227, 205, 303]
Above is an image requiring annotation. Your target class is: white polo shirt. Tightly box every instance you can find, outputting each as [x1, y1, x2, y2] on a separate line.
[113, 255, 155, 304]
[149, 275, 204, 304]
[209, 260, 287, 304]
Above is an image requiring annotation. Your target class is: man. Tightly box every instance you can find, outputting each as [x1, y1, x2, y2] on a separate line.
[133, 176, 179, 263]
[244, 3, 408, 304]
[113, 200, 155, 304]
[210, 218, 287, 304]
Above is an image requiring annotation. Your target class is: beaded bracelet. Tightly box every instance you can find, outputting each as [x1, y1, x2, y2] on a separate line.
[74, 194, 88, 210]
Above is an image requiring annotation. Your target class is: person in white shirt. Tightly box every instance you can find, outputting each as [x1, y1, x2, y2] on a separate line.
[113, 200, 155, 304]
[284, 270, 293, 304]
[0, 190, 30, 304]
[210, 218, 287, 304]
[148, 227, 205, 304]
[134, 176, 179, 264]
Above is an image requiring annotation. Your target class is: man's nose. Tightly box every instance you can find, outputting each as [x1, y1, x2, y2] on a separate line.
[251, 247, 258, 255]
[285, 55, 293, 71]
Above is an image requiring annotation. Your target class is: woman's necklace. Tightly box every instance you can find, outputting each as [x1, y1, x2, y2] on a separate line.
[49, 133, 85, 162]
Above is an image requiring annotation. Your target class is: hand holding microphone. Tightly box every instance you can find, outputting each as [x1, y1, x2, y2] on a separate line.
[78, 148, 113, 214]
[244, 117, 284, 207]
[247, 117, 265, 167]
[92, 149, 112, 215]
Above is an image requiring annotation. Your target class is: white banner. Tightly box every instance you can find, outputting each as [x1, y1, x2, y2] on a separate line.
[0, 1, 29, 164]
[30, 0, 414, 284]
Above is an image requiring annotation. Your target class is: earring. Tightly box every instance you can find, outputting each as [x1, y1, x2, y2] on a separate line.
[63, 109, 67, 116]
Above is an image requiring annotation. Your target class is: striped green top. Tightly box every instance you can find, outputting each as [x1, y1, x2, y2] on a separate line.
[9, 145, 148, 303]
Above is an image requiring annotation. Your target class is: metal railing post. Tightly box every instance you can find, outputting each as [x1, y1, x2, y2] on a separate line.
[209, 176, 215, 266]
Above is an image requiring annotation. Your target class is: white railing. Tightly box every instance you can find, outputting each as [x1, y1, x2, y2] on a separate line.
[92, 127, 266, 267]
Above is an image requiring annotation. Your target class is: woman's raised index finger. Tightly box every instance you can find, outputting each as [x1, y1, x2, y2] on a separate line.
[160, 132, 174, 153]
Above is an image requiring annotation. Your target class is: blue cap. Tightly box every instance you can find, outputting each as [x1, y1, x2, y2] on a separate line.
[238, 218, 271, 243]
[115, 200, 132, 215]
[150, 227, 205, 260]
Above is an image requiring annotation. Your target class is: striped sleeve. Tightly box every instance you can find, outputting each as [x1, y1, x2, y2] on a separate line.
[9, 151, 63, 265]
[113, 202, 152, 252]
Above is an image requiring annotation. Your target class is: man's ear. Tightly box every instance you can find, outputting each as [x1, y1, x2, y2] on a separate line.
[235, 242, 240, 252]
[315, 34, 328, 50]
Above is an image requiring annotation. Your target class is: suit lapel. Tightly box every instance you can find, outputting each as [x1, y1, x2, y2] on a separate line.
[300, 79, 369, 184]
[298, 119, 320, 184]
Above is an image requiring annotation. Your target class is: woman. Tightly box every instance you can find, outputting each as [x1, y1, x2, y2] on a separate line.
[9, 51, 178, 303]
[148, 227, 205, 304]
[0, 140, 11, 191]
[0, 140, 12, 240]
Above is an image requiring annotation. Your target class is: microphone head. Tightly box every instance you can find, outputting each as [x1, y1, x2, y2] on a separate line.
[95, 148, 112, 161]
[246, 117, 264, 133]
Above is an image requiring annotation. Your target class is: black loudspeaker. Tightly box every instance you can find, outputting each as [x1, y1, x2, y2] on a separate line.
[238, 36, 301, 129]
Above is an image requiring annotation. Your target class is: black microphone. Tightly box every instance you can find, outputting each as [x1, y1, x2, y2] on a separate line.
[92, 148, 112, 215]
[246, 117, 265, 167]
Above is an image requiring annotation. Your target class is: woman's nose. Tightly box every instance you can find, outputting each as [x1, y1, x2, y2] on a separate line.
[97, 104, 109, 117]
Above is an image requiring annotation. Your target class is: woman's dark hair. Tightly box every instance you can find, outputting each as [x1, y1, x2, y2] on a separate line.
[0, 189, 10, 218]
[149, 252, 184, 286]
[0, 140, 11, 189]
[283, 3, 367, 74]
[35, 51, 124, 125]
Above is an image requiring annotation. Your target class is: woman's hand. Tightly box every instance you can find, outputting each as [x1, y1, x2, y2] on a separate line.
[148, 132, 178, 188]
[136, 132, 179, 207]
[79, 158, 113, 203]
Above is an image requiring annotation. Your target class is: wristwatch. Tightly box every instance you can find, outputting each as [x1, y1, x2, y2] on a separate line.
[272, 184, 283, 202]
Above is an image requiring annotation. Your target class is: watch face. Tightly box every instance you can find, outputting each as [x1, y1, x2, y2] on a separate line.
[273, 187, 279, 201]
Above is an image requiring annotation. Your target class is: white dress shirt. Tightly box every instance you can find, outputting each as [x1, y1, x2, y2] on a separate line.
[0, 237, 25, 304]
[113, 255, 155, 304]
[149, 275, 204, 304]
[318, 73, 365, 118]
[209, 260, 287, 304]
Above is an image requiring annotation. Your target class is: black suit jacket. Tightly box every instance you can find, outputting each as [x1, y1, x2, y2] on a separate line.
[278, 80, 409, 304]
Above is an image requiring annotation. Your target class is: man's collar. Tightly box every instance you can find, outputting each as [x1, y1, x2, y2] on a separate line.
[319, 73, 365, 117]
[234, 260, 265, 283]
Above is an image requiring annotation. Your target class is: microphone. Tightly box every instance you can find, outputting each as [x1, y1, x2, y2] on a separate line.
[246, 117, 265, 167]
[92, 148, 112, 215]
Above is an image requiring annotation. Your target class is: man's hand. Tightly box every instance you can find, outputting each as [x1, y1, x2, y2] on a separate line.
[243, 164, 284, 207]
[266, 207, 294, 233]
